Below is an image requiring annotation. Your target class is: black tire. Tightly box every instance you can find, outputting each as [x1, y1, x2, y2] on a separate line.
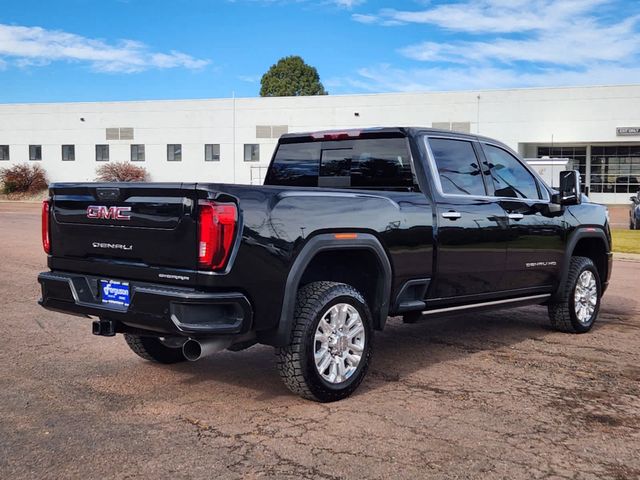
[276, 281, 374, 402]
[123, 334, 187, 364]
[548, 256, 601, 333]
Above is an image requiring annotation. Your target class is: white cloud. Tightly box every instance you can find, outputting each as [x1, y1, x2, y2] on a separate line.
[400, 16, 640, 66]
[0, 24, 210, 73]
[229, 0, 364, 8]
[238, 74, 260, 83]
[331, 0, 365, 8]
[329, 63, 640, 93]
[345, 0, 640, 92]
[354, 0, 609, 32]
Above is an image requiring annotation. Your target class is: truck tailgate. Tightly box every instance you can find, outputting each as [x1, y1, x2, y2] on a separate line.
[49, 183, 199, 270]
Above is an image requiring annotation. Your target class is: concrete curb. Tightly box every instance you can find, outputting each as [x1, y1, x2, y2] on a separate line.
[613, 252, 640, 262]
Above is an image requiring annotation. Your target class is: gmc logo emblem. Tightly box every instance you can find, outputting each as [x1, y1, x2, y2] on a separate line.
[87, 205, 132, 221]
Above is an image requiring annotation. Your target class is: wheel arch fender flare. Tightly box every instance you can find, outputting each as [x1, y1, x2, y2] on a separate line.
[555, 227, 610, 298]
[269, 233, 392, 347]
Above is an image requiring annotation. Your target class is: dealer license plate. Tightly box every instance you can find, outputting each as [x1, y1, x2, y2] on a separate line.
[100, 279, 130, 307]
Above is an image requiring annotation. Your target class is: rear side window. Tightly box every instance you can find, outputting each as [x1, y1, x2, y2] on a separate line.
[429, 138, 485, 196]
[482, 144, 541, 199]
[265, 142, 321, 186]
[266, 137, 417, 191]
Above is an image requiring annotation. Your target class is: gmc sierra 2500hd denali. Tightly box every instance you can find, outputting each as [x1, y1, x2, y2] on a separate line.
[38, 128, 612, 402]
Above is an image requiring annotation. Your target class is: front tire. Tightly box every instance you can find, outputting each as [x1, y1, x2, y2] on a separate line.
[276, 281, 373, 402]
[124, 334, 187, 364]
[548, 256, 601, 333]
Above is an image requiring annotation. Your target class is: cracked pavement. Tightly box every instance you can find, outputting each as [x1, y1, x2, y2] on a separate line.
[1, 202, 639, 479]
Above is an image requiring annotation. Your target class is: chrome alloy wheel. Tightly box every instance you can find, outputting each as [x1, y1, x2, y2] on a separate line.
[574, 270, 597, 324]
[314, 303, 365, 384]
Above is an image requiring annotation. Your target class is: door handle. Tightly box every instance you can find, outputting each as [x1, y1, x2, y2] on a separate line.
[507, 213, 524, 220]
[442, 211, 462, 220]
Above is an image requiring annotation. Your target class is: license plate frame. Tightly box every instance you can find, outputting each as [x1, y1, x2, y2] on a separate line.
[99, 279, 131, 307]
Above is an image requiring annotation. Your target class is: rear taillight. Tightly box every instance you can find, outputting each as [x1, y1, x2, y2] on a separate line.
[198, 201, 237, 270]
[42, 199, 51, 254]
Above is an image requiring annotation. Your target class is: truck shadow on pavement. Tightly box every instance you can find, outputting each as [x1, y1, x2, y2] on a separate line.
[160, 303, 617, 400]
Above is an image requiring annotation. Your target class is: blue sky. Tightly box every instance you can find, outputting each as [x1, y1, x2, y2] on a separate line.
[0, 0, 639, 102]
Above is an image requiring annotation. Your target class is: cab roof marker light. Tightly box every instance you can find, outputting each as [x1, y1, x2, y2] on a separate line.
[334, 233, 358, 240]
[311, 130, 362, 140]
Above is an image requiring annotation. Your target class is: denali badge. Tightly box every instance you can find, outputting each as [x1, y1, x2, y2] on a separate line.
[87, 205, 132, 220]
[92, 242, 133, 251]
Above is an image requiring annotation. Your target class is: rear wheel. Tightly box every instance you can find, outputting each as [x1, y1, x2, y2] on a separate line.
[548, 256, 601, 333]
[124, 334, 187, 364]
[276, 281, 373, 402]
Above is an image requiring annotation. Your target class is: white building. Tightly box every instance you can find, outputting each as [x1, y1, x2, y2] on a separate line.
[1, 84, 639, 204]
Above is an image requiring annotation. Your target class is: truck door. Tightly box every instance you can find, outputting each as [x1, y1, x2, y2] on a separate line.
[479, 142, 564, 291]
[426, 137, 509, 300]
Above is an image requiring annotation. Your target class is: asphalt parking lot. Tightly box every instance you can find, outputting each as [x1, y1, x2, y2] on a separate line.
[1, 201, 639, 480]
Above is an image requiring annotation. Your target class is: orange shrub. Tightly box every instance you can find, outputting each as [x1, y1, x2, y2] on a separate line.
[0, 163, 48, 193]
[96, 162, 148, 182]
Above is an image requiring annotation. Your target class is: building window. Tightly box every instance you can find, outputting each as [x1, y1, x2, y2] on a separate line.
[62, 145, 75, 161]
[244, 144, 259, 162]
[537, 146, 587, 178]
[29, 145, 42, 161]
[0, 145, 9, 161]
[96, 144, 109, 162]
[590, 145, 640, 194]
[167, 144, 182, 162]
[205, 144, 220, 162]
[131, 144, 145, 162]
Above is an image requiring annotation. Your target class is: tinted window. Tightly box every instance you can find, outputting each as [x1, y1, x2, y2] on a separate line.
[483, 144, 540, 199]
[167, 144, 181, 162]
[0, 145, 9, 161]
[131, 144, 145, 162]
[266, 137, 417, 190]
[265, 142, 321, 187]
[244, 144, 260, 162]
[351, 138, 415, 189]
[205, 144, 220, 162]
[29, 145, 42, 161]
[95, 144, 109, 162]
[319, 149, 351, 187]
[62, 145, 75, 161]
[429, 138, 485, 196]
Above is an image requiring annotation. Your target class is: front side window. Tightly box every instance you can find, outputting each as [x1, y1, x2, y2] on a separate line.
[167, 144, 182, 162]
[483, 144, 540, 199]
[429, 138, 485, 196]
[29, 145, 42, 161]
[95, 144, 109, 162]
[131, 144, 145, 162]
[244, 144, 260, 162]
[62, 145, 75, 161]
[0, 145, 9, 161]
[205, 144, 220, 162]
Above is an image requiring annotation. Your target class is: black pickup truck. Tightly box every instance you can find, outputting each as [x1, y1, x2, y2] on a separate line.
[38, 128, 612, 402]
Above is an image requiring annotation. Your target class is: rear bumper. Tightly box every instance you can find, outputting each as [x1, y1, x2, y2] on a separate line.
[38, 271, 253, 337]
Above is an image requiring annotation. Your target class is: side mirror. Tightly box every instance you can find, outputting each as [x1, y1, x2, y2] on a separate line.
[552, 170, 581, 206]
